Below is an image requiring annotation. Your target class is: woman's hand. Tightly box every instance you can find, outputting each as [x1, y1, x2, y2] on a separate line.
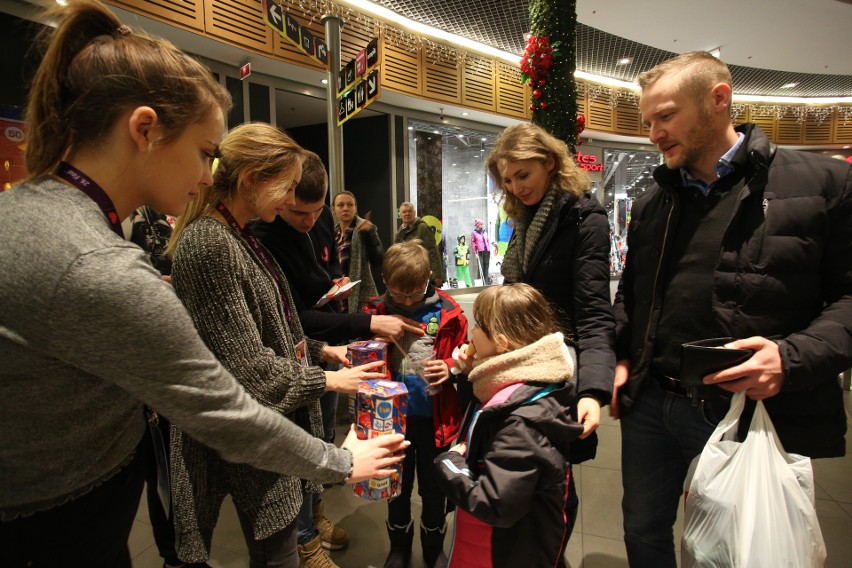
[325, 360, 386, 394]
[356, 215, 374, 233]
[341, 425, 409, 483]
[321, 345, 348, 365]
[449, 441, 466, 455]
[577, 396, 601, 439]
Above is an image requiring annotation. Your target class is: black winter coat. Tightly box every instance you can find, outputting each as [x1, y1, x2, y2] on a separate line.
[613, 123, 851, 458]
[435, 383, 583, 568]
[505, 192, 616, 463]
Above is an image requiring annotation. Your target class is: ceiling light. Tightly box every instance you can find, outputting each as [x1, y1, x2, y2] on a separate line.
[433, 130, 440, 134]
[617, 57, 633, 65]
[408, 126, 413, 130]
[780, 82, 798, 89]
[462, 112, 469, 116]
[321, 79, 328, 84]
[481, 137, 487, 141]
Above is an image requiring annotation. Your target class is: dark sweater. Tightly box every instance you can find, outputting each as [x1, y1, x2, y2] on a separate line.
[651, 181, 740, 377]
[254, 208, 372, 343]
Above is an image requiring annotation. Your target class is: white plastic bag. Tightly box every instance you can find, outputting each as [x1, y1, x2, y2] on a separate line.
[682, 392, 826, 568]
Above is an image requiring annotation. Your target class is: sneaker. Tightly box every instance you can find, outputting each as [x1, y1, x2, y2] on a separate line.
[297, 534, 339, 568]
[313, 499, 350, 550]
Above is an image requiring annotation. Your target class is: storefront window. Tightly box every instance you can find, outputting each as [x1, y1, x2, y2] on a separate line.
[602, 149, 662, 275]
[407, 120, 502, 288]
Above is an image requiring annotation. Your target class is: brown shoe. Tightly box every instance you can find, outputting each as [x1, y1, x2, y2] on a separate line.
[313, 499, 350, 550]
[297, 534, 339, 568]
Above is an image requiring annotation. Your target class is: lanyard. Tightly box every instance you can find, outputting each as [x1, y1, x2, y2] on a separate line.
[215, 201, 292, 321]
[54, 161, 124, 238]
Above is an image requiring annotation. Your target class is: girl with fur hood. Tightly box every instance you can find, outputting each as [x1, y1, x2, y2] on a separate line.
[435, 284, 583, 568]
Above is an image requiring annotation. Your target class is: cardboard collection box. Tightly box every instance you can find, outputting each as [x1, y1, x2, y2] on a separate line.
[347, 340, 390, 424]
[351, 379, 408, 501]
[346, 341, 390, 378]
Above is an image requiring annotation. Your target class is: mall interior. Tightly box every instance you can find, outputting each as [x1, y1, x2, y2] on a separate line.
[1, 0, 850, 566]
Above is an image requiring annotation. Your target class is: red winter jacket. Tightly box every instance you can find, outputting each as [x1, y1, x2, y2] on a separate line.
[362, 289, 467, 447]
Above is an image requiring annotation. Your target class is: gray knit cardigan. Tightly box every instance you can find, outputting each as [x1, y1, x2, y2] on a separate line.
[171, 216, 329, 561]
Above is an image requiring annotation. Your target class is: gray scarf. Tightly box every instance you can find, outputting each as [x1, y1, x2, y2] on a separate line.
[501, 186, 560, 283]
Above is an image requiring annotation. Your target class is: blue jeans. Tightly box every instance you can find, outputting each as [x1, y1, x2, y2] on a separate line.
[296, 390, 339, 545]
[620, 377, 723, 568]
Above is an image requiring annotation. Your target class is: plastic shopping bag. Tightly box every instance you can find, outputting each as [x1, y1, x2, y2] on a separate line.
[682, 392, 825, 568]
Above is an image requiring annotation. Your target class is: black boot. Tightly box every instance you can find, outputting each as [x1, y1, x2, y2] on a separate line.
[420, 522, 448, 568]
[383, 519, 413, 568]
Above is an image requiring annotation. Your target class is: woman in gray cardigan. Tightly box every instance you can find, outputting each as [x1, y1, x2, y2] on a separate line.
[0, 3, 405, 566]
[168, 124, 390, 567]
[332, 190, 384, 314]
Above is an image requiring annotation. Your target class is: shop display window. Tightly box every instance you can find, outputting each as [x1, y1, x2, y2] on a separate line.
[407, 120, 503, 288]
[602, 149, 662, 276]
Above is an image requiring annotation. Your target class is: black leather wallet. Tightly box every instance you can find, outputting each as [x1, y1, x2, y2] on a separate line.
[680, 337, 754, 388]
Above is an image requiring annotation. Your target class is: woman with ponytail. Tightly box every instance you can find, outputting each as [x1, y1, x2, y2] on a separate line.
[0, 3, 405, 566]
[167, 123, 389, 566]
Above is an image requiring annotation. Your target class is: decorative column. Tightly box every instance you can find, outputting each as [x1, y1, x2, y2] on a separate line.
[527, 0, 579, 149]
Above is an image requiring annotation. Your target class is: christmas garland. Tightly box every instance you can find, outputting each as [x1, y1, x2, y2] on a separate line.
[520, 35, 561, 112]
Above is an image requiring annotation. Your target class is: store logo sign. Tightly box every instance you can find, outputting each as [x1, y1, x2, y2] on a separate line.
[575, 151, 603, 172]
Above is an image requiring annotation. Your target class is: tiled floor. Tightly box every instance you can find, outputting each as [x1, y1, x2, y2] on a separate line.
[129, 289, 852, 566]
[129, 394, 852, 568]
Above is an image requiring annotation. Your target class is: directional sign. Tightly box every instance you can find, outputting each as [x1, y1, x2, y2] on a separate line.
[262, 0, 284, 34]
[315, 39, 328, 65]
[366, 38, 379, 68]
[285, 14, 300, 45]
[355, 81, 366, 108]
[337, 70, 346, 95]
[344, 60, 356, 89]
[344, 90, 356, 117]
[366, 70, 380, 101]
[355, 49, 367, 77]
[335, 38, 382, 126]
[337, 98, 346, 123]
[261, 0, 329, 68]
[299, 27, 315, 57]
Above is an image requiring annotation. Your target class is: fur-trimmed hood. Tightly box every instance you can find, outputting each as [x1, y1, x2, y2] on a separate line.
[468, 332, 575, 403]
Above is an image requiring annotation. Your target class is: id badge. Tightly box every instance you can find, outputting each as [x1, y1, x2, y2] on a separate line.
[295, 339, 309, 368]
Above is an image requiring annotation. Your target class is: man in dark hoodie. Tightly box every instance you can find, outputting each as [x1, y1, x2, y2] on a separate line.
[254, 151, 422, 567]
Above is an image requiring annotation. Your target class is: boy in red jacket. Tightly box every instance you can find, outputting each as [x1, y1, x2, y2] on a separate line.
[362, 240, 468, 568]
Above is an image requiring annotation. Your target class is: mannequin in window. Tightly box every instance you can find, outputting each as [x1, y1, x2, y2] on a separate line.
[470, 219, 491, 285]
[453, 235, 473, 287]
